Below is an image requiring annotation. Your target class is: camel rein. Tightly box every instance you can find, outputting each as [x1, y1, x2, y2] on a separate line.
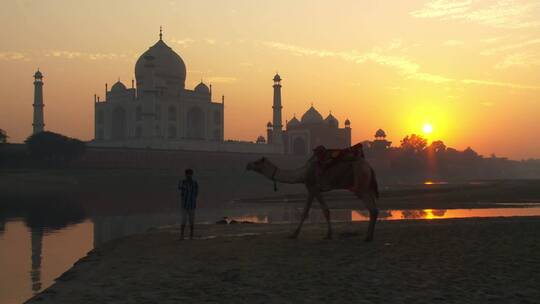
[271, 166, 278, 192]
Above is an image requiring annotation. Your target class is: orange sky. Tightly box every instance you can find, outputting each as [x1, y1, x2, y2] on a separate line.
[1, 0, 539, 159]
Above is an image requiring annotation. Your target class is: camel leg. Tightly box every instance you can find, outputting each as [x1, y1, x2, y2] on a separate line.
[315, 193, 332, 239]
[360, 192, 379, 242]
[290, 192, 314, 239]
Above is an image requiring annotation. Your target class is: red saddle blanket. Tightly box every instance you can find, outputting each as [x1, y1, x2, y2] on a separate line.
[313, 143, 365, 164]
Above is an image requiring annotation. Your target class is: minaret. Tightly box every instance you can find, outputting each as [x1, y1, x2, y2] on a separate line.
[32, 70, 45, 134]
[344, 119, 352, 147]
[272, 73, 283, 144]
[266, 122, 273, 144]
[221, 94, 225, 141]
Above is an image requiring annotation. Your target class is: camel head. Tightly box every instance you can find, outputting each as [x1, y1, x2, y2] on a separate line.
[246, 157, 275, 174]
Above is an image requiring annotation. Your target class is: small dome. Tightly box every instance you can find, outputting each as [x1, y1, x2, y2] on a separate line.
[111, 81, 127, 92]
[375, 129, 386, 138]
[325, 113, 339, 128]
[194, 82, 210, 95]
[301, 106, 324, 124]
[256, 135, 266, 144]
[273, 73, 282, 82]
[345, 118, 351, 126]
[287, 116, 300, 128]
[267, 121, 273, 128]
[34, 70, 43, 79]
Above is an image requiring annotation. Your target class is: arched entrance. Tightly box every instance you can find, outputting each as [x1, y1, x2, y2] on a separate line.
[292, 137, 307, 155]
[187, 107, 204, 139]
[111, 107, 127, 140]
[168, 125, 177, 139]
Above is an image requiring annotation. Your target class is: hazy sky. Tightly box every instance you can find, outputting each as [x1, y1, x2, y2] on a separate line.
[1, 0, 539, 159]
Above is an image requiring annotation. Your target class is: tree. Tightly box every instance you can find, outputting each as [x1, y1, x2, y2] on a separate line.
[462, 146, 481, 161]
[400, 134, 427, 153]
[428, 140, 447, 153]
[25, 131, 86, 164]
[0, 129, 7, 144]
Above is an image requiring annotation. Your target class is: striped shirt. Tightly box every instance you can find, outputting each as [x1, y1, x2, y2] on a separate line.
[179, 179, 198, 210]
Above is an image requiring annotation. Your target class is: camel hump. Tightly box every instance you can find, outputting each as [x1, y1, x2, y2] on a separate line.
[313, 143, 364, 163]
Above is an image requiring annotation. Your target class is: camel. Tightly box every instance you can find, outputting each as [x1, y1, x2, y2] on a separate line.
[246, 147, 380, 242]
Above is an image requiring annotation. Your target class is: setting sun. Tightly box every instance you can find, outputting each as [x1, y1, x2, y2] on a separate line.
[2, 2, 540, 303]
[422, 123, 433, 134]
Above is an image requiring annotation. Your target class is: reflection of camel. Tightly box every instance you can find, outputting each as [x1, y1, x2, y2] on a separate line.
[247, 154, 379, 241]
[358, 209, 392, 219]
[432, 209, 447, 217]
[401, 210, 427, 219]
[401, 209, 448, 219]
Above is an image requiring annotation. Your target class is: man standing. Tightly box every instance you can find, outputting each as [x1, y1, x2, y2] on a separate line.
[178, 168, 198, 240]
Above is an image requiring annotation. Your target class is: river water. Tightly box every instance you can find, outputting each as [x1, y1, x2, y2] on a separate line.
[1, 204, 540, 304]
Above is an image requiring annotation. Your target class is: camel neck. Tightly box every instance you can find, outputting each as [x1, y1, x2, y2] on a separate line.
[267, 164, 305, 184]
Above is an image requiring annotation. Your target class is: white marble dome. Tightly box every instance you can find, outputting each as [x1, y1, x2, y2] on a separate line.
[135, 38, 187, 89]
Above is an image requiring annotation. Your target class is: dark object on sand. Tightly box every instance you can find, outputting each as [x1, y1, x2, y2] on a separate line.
[215, 217, 256, 225]
[216, 217, 229, 225]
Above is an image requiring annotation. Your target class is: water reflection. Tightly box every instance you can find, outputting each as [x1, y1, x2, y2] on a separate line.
[424, 181, 449, 185]
[401, 209, 429, 219]
[0, 220, 93, 304]
[351, 207, 540, 221]
[2, 205, 540, 304]
[30, 228, 43, 293]
[0, 200, 88, 303]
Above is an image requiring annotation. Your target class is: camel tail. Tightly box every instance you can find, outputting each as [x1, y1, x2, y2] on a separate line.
[370, 167, 379, 199]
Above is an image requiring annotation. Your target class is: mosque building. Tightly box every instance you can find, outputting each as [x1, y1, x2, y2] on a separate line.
[266, 103, 352, 155]
[57, 29, 350, 155]
[265, 74, 352, 155]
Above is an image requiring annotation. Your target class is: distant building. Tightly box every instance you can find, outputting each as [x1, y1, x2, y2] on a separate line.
[266, 74, 351, 155]
[94, 29, 223, 145]
[36, 28, 351, 155]
[91, 29, 282, 154]
[372, 129, 392, 151]
[32, 70, 45, 134]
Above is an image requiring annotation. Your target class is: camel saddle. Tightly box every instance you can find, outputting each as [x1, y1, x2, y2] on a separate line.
[313, 143, 364, 173]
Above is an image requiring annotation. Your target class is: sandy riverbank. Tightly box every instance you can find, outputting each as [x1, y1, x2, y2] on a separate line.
[26, 217, 540, 303]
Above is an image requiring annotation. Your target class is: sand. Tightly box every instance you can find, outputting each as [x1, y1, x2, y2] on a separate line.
[26, 217, 540, 304]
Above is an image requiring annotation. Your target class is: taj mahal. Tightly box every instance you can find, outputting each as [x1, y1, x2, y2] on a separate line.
[32, 29, 352, 155]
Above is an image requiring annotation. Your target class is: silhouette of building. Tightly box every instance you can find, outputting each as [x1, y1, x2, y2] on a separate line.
[271, 74, 283, 145]
[94, 28, 223, 143]
[32, 70, 45, 134]
[90, 29, 283, 154]
[283, 108, 351, 155]
[372, 128, 391, 151]
[266, 75, 351, 155]
[87, 29, 350, 154]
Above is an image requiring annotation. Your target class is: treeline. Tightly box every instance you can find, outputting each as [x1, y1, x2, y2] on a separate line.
[364, 134, 540, 182]
[1, 128, 539, 181]
[0, 130, 86, 168]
